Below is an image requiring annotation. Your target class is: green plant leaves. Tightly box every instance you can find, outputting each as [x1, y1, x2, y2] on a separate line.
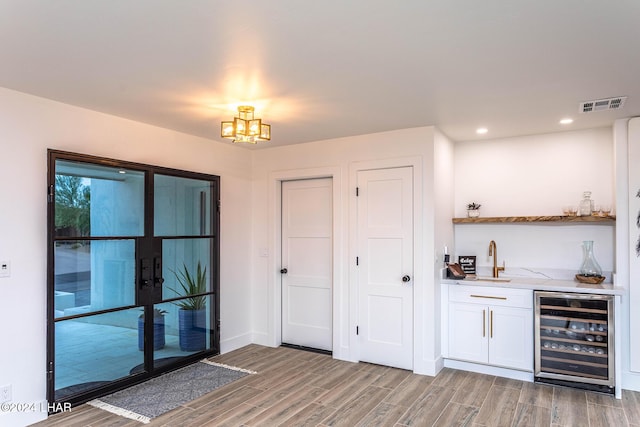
[169, 261, 207, 310]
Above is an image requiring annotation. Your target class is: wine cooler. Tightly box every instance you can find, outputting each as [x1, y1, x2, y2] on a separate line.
[534, 291, 614, 394]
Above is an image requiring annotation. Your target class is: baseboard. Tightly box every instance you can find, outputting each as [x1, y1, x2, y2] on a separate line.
[433, 355, 445, 375]
[413, 356, 444, 377]
[622, 370, 640, 392]
[220, 332, 253, 354]
[250, 331, 278, 347]
[444, 359, 534, 382]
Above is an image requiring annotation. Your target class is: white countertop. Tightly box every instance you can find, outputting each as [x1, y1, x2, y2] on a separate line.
[441, 275, 625, 295]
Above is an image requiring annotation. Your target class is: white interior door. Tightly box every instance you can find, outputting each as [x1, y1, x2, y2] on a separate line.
[281, 178, 333, 351]
[357, 167, 413, 370]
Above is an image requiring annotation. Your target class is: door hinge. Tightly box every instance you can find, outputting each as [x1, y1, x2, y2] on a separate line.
[217, 200, 221, 213]
[356, 256, 359, 266]
[47, 361, 54, 380]
[47, 184, 54, 203]
[356, 326, 359, 335]
[356, 187, 359, 196]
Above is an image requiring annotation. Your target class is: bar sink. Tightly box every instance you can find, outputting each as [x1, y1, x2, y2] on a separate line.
[475, 276, 512, 283]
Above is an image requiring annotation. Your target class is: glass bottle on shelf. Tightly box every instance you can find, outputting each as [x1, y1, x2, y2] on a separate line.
[579, 240, 602, 277]
[578, 191, 594, 216]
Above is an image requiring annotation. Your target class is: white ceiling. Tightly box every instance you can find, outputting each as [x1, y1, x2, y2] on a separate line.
[1, 1, 639, 148]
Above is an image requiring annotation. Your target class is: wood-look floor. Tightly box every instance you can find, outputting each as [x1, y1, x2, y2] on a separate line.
[34, 344, 640, 426]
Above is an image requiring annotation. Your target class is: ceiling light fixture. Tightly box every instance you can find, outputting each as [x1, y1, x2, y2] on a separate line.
[221, 106, 271, 144]
[476, 127, 488, 135]
[559, 118, 574, 125]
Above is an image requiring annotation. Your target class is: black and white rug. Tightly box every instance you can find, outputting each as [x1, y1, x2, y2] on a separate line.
[88, 360, 255, 424]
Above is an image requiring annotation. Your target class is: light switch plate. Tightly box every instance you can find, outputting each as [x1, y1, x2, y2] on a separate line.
[0, 384, 11, 403]
[0, 261, 10, 278]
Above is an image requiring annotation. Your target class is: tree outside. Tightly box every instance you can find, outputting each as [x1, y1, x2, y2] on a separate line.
[55, 175, 91, 236]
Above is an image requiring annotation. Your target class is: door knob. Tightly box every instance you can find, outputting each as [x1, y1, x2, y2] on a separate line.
[153, 257, 164, 287]
[402, 275, 411, 282]
[280, 268, 288, 274]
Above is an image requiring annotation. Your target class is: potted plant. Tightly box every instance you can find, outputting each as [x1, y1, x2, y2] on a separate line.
[138, 308, 167, 351]
[170, 261, 207, 351]
[467, 202, 481, 218]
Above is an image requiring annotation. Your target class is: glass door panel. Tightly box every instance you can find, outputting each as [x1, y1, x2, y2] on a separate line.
[54, 160, 145, 238]
[54, 308, 144, 401]
[154, 174, 212, 236]
[52, 156, 146, 403]
[54, 240, 135, 317]
[152, 295, 216, 369]
[153, 171, 217, 366]
[162, 238, 212, 295]
[48, 152, 220, 406]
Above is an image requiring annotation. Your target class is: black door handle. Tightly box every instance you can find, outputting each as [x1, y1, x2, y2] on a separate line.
[153, 257, 164, 287]
[140, 258, 152, 288]
[402, 275, 411, 282]
[280, 268, 288, 274]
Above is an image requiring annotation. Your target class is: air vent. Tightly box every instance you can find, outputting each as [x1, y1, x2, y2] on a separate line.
[579, 96, 627, 113]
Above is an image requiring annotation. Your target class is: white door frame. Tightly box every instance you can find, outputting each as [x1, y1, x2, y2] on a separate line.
[267, 167, 344, 358]
[349, 157, 424, 370]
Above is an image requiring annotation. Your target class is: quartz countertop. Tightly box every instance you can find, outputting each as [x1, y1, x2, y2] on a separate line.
[441, 275, 625, 295]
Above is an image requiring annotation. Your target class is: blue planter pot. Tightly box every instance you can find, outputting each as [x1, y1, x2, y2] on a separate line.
[138, 316, 166, 351]
[178, 309, 207, 351]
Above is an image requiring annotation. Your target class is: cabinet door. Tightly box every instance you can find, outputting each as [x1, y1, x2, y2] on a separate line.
[489, 306, 533, 371]
[448, 302, 488, 364]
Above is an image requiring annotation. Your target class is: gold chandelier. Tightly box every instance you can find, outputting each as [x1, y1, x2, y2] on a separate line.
[221, 106, 271, 143]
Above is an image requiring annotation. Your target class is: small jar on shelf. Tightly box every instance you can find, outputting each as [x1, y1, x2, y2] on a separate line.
[578, 191, 594, 216]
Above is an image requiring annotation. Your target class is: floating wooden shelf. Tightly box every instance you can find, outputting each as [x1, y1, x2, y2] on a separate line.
[452, 215, 616, 225]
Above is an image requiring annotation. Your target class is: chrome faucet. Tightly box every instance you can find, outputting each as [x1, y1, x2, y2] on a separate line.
[488, 240, 505, 278]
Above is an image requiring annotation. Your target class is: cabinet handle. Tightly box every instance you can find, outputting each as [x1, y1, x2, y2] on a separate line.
[490, 310, 494, 338]
[470, 295, 507, 300]
[482, 309, 486, 337]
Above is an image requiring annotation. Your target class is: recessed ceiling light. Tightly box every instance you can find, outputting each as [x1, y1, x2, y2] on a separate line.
[559, 118, 574, 125]
[476, 127, 488, 135]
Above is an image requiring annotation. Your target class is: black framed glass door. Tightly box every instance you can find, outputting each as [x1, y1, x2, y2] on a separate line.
[47, 150, 220, 406]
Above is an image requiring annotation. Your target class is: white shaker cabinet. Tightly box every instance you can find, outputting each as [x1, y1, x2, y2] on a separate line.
[447, 285, 533, 372]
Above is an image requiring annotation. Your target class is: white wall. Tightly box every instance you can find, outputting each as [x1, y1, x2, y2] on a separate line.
[455, 127, 614, 218]
[453, 128, 615, 280]
[0, 87, 253, 426]
[250, 126, 452, 375]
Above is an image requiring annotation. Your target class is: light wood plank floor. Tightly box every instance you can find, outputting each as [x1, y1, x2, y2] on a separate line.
[34, 344, 640, 426]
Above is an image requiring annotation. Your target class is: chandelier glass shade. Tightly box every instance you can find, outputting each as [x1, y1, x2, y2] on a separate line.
[221, 106, 271, 143]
